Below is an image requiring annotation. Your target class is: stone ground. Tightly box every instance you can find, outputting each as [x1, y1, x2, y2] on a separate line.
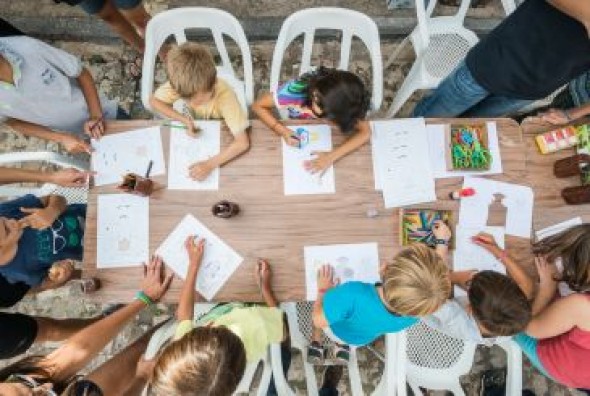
[0, 0, 585, 395]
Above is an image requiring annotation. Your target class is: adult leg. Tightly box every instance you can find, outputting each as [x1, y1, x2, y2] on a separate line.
[412, 60, 490, 118]
[80, 0, 144, 53]
[115, 0, 150, 39]
[460, 94, 535, 118]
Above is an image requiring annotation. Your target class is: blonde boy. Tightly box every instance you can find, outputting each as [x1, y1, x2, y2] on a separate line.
[149, 43, 250, 181]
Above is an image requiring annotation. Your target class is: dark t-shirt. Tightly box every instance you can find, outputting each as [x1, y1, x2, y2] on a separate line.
[0, 274, 30, 307]
[466, 0, 590, 99]
[0, 195, 86, 286]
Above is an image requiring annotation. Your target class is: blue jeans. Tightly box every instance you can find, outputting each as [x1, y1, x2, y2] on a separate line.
[412, 61, 534, 118]
[79, 0, 142, 14]
[513, 333, 551, 378]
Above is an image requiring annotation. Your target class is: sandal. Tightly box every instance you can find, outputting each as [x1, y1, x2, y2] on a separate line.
[306, 341, 325, 365]
[333, 343, 350, 365]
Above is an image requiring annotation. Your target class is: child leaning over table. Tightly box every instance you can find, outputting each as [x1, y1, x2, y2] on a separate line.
[149, 42, 250, 182]
[309, 222, 452, 364]
[0, 193, 85, 291]
[143, 237, 285, 395]
[252, 66, 371, 175]
[423, 232, 534, 345]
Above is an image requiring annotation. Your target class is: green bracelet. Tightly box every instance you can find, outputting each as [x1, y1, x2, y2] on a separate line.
[135, 291, 154, 307]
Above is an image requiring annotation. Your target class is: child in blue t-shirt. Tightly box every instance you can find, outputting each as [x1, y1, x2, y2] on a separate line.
[0, 194, 85, 289]
[310, 230, 451, 363]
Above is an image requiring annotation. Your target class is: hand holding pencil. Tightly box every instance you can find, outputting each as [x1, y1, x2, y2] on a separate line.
[84, 114, 105, 139]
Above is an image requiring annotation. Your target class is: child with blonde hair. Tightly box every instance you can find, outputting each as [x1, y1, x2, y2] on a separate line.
[149, 42, 250, 181]
[146, 237, 284, 395]
[308, 222, 452, 363]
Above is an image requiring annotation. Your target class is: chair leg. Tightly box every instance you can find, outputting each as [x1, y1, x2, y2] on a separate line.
[386, 63, 421, 118]
[348, 347, 364, 396]
[450, 382, 466, 396]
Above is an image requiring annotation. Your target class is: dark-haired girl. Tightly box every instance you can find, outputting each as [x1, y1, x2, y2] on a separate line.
[252, 67, 372, 174]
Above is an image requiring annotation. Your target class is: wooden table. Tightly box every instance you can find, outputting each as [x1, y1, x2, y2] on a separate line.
[83, 118, 528, 302]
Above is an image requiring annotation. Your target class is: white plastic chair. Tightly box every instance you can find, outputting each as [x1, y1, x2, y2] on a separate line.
[0, 151, 89, 202]
[143, 303, 273, 396]
[271, 302, 364, 395]
[385, 0, 479, 117]
[403, 322, 522, 396]
[371, 332, 407, 396]
[270, 7, 383, 114]
[141, 7, 253, 114]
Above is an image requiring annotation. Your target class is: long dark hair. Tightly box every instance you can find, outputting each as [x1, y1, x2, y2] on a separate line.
[532, 224, 590, 292]
[300, 67, 371, 134]
[0, 355, 73, 394]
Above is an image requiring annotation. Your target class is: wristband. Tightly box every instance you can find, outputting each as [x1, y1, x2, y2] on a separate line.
[434, 238, 449, 246]
[135, 291, 162, 315]
[317, 288, 329, 295]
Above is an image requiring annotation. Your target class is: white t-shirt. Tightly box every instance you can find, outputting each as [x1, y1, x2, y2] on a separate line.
[0, 36, 116, 134]
[422, 297, 509, 346]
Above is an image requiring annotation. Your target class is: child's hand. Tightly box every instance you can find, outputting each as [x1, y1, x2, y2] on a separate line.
[136, 356, 156, 380]
[450, 269, 477, 291]
[317, 264, 339, 292]
[471, 232, 501, 254]
[48, 259, 75, 286]
[58, 134, 92, 154]
[185, 236, 205, 267]
[189, 160, 214, 181]
[538, 108, 572, 125]
[48, 168, 93, 187]
[281, 130, 300, 147]
[19, 206, 60, 230]
[183, 118, 197, 137]
[255, 259, 273, 292]
[535, 255, 558, 289]
[304, 151, 333, 174]
[432, 220, 451, 242]
[84, 116, 105, 139]
[141, 256, 174, 302]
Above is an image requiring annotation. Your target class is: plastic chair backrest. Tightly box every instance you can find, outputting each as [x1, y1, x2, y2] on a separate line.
[415, 0, 472, 48]
[270, 7, 383, 112]
[141, 7, 253, 112]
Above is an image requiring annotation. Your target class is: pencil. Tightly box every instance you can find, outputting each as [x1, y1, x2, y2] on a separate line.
[145, 160, 153, 178]
[163, 122, 187, 130]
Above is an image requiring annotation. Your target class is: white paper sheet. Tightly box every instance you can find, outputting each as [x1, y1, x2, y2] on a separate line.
[97, 194, 149, 268]
[167, 121, 221, 190]
[453, 225, 505, 296]
[371, 119, 436, 207]
[91, 127, 166, 186]
[304, 242, 380, 300]
[426, 122, 503, 179]
[156, 214, 243, 301]
[282, 124, 335, 195]
[371, 126, 383, 190]
[535, 217, 583, 241]
[459, 177, 534, 238]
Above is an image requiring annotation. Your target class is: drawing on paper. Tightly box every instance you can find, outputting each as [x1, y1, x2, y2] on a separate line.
[304, 243, 380, 300]
[400, 208, 453, 248]
[446, 123, 492, 170]
[97, 194, 149, 268]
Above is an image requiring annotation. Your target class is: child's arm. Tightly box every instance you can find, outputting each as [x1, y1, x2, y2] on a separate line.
[433, 220, 452, 264]
[251, 92, 299, 147]
[149, 95, 196, 136]
[176, 237, 205, 321]
[472, 232, 535, 299]
[312, 264, 338, 329]
[530, 256, 559, 316]
[40, 257, 172, 384]
[77, 68, 105, 139]
[189, 132, 250, 181]
[540, 103, 590, 125]
[527, 293, 590, 339]
[256, 259, 278, 307]
[5, 118, 91, 154]
[18, 194, 67, 230]
[304, 120, 371, 174]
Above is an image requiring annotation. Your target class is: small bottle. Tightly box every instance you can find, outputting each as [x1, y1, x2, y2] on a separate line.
[212, 200, 240, 218]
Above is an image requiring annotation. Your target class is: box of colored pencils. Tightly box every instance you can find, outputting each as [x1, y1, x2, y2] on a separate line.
[400, 208, 453, 248]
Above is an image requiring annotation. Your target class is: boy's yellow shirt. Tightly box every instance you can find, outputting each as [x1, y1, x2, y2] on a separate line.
[154, 77, 249, 136]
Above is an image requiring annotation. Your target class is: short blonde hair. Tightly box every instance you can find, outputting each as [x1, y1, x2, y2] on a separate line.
[149, 327, 246, 396]
[166, 42, 217, 98]
[382, 244, 450, 317]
